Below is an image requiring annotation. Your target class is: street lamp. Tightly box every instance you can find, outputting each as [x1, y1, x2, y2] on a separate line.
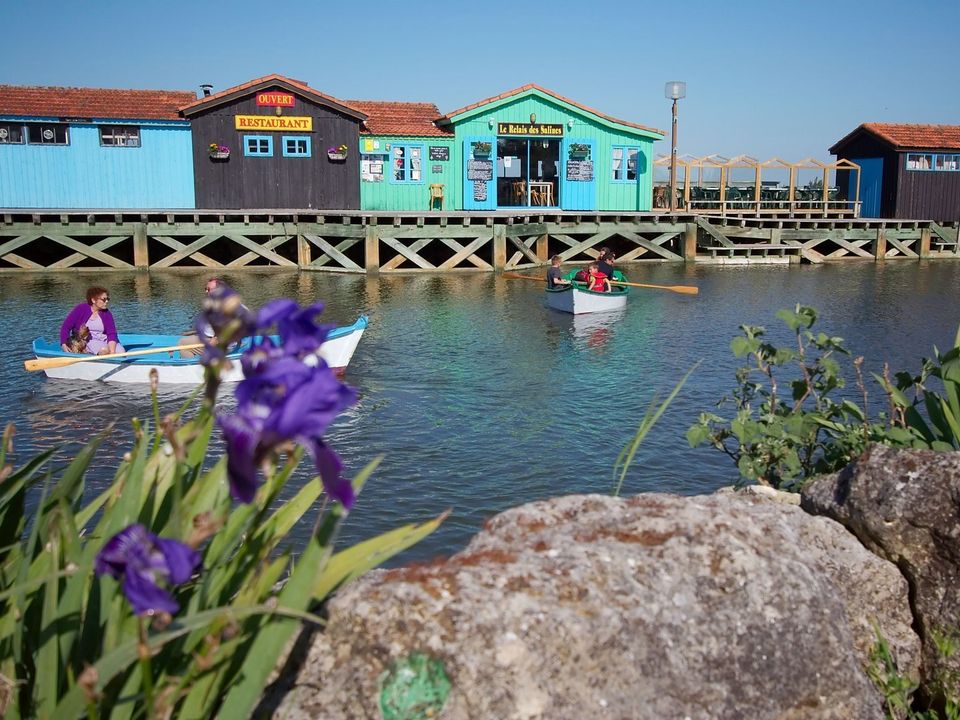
[664, 81, 686, 212]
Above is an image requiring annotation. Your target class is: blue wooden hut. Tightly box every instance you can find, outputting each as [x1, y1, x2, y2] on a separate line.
[0, 85, 196, 209]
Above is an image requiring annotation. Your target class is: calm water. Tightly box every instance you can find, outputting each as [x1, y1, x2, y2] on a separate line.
[2, 262, 958, 563]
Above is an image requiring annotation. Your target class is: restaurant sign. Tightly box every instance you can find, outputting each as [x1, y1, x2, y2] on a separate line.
[497, 122, 563, 136]
[256, 92, 296, 107]
[234, 115, 313, 131]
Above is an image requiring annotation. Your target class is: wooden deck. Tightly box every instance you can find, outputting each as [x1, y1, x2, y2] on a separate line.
[1, 210, 957, 273]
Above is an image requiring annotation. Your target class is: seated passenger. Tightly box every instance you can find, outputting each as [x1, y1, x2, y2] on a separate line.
[60, 286, 125, 355]
[546, 254, 571, 289]
[586, 263, 610, 293]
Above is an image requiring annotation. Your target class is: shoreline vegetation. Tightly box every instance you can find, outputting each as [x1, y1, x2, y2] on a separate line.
[1, 298, 958, 717]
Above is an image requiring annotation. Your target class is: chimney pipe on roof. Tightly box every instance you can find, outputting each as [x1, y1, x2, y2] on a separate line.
[200, 84, 213, 97]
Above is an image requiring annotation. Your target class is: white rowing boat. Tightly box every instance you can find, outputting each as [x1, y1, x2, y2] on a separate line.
[544, 283, 628, 315]
[31, 315, 368, 383]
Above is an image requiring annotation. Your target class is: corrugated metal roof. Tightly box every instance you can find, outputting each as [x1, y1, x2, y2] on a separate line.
[831, 123, 960, 153]
[347, 100, 452, 137]
[0, 84, 195, 121]
[436, 83, 666, 136]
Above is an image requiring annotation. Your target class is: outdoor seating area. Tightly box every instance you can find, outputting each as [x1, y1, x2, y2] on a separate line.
[653, 154, 861, 216]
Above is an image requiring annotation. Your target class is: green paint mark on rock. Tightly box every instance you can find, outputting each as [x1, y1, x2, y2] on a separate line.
[379, 652, 451, 720]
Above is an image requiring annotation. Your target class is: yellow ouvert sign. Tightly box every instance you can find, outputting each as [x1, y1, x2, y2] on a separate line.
[234, 115, 313, 131]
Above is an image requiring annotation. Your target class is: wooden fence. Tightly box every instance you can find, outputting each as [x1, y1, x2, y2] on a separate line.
[1, 210, 957, 272]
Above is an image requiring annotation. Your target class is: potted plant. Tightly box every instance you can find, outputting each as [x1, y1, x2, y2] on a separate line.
[473, 141, 492, 157]
[327, 144, 349, 161]
[569, 143, 590, 157]
[208, 143, 230, 160]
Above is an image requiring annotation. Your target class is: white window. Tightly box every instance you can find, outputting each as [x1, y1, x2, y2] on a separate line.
[99, 125, 141, 147]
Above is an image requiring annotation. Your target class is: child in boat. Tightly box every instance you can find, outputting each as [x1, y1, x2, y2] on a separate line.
[586, 263, 610, 292]
[546, 255, 571, 289]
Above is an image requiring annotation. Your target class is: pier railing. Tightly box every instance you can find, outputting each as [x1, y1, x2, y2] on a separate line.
[0, 210, 955, 273]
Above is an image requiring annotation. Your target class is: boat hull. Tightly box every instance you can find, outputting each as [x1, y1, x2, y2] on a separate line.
[33, 316, 367, 384]
[544, 286, 628, 315]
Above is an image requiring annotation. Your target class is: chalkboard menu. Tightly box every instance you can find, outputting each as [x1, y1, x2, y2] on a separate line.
[467, 159, 493, 181]
[429, 146, 449, 161]
[566, 160, 594, 182]
[473, 181, 487, 202]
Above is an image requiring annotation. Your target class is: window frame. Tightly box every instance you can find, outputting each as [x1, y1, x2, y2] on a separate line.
[389, 143, 424, 184]
[0, 123, 25, 144]
[281, 135, 311, 158]
[243, 135, 274, 157]
[611, 145, 641, 182]
[26, 123, 69, 146]
[99, 124, 141, 148]
[906, 152, 960, 172]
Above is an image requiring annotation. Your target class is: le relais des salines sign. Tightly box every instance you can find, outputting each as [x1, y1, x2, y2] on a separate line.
[496, 122, 563, 136]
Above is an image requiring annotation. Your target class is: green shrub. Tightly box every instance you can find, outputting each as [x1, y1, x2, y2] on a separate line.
[687, 305, 960, 490]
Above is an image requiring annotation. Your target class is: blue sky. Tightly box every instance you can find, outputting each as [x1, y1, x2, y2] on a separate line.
[3, 0, 957, 171]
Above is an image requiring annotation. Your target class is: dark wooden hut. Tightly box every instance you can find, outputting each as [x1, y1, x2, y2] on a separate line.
[181, 74, 366, 210]
[830, 123, 960, 221]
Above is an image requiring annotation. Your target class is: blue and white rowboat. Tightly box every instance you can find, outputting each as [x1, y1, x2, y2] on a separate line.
[31, 315, 368, 384]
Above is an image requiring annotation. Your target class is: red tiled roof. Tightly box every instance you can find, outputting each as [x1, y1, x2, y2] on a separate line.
[831, 123, 960, 153]
[347, 100, 451, 137]
[0, 84, 195, 121]
[436, 83, 666, 136]
[179, 74, 366, 119]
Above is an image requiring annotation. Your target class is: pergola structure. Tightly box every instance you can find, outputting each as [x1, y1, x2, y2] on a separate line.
[654, 154, 862, 216]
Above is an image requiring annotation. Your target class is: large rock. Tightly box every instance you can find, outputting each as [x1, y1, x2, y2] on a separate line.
[274, 492, 919, 720]
[802, 445, 960, 698]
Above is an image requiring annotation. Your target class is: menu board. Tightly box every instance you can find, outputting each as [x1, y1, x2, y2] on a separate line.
[467, 159, 493, 181]
[429, 146, 450, 161]
[473, 181, 487, 202]
[566, 160, 594, 182]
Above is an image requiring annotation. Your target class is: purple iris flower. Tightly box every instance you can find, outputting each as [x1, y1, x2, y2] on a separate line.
[95, 524, 201, 616]
[257, 299, 332, 356]
[217, 298, 357, 507]
[194, 283, 256, 364]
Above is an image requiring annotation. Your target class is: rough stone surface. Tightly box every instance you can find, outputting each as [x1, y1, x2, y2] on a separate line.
[274, 491, 919, 720]
[802, 445, 960, 696]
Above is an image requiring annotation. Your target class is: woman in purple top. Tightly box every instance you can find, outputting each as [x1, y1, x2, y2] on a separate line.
[59, 286, 125, 355]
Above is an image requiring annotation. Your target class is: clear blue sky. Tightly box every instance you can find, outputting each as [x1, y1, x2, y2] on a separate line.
[3, 0, 957, 171]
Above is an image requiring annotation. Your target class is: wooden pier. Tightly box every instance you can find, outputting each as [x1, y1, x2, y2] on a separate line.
[1, 210, 957, 273]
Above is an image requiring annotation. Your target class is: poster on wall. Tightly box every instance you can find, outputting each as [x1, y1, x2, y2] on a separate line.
[566, 160, 594, 181]
[467, 159, 493, 181]
[473, 181, 487, 202]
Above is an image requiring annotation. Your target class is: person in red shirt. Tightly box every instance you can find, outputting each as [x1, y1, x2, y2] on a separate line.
[586, 263, 610, 292]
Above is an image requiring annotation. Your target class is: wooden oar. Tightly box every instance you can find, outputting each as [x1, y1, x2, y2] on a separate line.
[24, 343, 205, 372]
[501, 272, 699, 295]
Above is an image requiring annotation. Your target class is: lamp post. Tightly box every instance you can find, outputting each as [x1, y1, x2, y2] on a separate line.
[664, 81, 686, 212]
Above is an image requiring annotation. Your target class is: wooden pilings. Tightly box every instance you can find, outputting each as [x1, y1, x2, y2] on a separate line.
[0, 210, 955, 273]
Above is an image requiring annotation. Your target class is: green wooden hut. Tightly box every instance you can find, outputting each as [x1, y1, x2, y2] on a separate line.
[434, 84, 665, 212]
[350, 100, 456, 212]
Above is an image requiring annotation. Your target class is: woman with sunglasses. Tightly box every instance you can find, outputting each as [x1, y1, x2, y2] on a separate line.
[59, 286, 124, 355]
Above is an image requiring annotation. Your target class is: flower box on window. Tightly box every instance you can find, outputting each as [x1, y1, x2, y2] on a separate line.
[208, 142, 230, 161]
[327, 144, 349, 161]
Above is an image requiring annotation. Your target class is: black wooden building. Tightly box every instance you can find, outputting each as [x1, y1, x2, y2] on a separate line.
[181, 74, 366, 209]
[830, 123, 960, 221]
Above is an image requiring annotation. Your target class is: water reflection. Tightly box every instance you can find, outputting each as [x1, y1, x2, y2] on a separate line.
[4, 263, 960, 564]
